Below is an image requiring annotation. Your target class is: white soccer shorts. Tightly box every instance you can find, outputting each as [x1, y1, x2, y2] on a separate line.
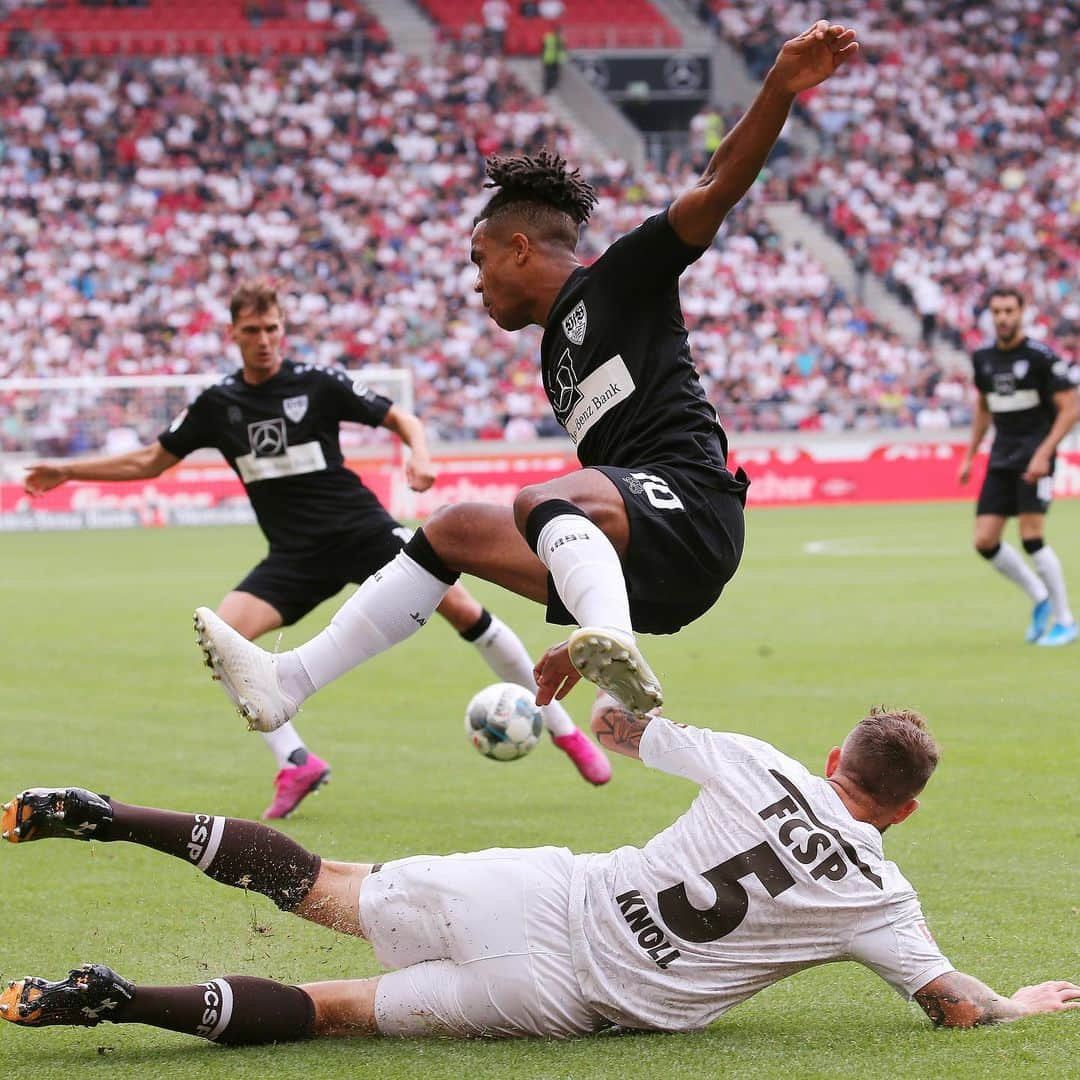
[357, 845, 606, 1039]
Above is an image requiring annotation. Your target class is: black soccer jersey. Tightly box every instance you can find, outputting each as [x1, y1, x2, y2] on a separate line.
[539, 210, 739, 489]
[158, 359, 397, 552]
[972, 338, 1072, 470]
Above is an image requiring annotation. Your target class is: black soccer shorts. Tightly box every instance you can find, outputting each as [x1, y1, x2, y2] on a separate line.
[975, 468, 1053, 518]
[233, 524, 412, 626]
[544, 463, 748, 636]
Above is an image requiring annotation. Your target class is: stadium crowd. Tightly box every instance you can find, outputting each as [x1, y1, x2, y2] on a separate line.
[705, 0, 1078, 357]
[0, 31, 977, 454]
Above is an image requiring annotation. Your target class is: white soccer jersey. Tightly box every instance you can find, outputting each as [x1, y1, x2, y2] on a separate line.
[568, 718, 953, 1032]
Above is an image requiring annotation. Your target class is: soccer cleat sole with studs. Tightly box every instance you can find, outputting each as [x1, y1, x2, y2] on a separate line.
[568, 627, 663, 717]
[1, 788, 113, 844]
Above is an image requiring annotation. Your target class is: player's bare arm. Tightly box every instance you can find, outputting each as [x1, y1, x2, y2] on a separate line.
[914, 971, 1080, 1028]
[1023, 387, 1079, 484]
[958, 395, 992, 485]
[381, 404, 437, 492]
[23, 442, 179, 496]
[589, 695, 652, 760]
[668, 21, 859, 247]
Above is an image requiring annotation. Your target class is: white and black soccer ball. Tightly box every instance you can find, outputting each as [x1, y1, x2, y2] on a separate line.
[464, 682, 543, 762]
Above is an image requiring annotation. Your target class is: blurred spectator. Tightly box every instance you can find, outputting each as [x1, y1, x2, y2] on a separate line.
[482, 0, 510, 53]
[541, 24, 565, 93]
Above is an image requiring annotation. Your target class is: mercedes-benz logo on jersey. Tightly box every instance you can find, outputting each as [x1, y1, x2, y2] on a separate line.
[664, 55, 704, 91]
[578, 57, 610, 90]
[549, 348, 583, 420]
[993, 372, 1016, 396]
[248, 418, 287, 457]
[283, 394, 309, 423]
[562, 300, 587, 346]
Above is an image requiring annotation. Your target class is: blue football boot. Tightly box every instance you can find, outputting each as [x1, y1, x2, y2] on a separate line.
[1036, 622, 1078, 647]
[1025, 598, 1051, 643]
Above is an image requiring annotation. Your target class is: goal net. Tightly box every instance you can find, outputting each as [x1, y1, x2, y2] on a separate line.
[0, 368, 413, 530]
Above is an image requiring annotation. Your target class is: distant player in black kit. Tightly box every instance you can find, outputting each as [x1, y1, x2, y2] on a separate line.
[958, 287, 1079, 646]
[194, 23, 860, 732]
[24, 284, 612, 808]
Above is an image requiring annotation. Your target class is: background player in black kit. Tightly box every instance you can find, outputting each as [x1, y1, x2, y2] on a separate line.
[958, 287, 1079, 647]
[194, 22, 860, 733]
[24, 283, 613, 808]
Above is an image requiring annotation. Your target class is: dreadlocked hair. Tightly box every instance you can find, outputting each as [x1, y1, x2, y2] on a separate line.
[477, 151, 597, 248]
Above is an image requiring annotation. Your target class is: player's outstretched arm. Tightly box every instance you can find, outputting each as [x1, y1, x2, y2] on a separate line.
[381, 405, 437, 492]
[914, 971, 1080, 1028]
[589, 694, 653, 760]
[23, 442, 179, 495]
[668, 21, 858, 247]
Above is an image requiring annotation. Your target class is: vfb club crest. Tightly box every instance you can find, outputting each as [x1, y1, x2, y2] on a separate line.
[283, 394, 309, 423]
[562, 300, 587, 346]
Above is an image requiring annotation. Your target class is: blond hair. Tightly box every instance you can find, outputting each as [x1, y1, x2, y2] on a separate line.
[229, 281, 281, 323]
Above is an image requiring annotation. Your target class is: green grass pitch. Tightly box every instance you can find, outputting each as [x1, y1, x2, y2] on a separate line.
[1, 501, 1077, 1079]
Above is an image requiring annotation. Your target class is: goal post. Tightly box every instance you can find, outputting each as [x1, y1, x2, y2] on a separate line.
[0, 367, 414, 527]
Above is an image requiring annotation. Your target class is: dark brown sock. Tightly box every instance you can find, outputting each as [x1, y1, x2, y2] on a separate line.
[107, 802, 321, 910]
[118, 977, 316, 1044]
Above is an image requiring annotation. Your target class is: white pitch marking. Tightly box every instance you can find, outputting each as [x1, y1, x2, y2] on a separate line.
[803, 537, 963, 558]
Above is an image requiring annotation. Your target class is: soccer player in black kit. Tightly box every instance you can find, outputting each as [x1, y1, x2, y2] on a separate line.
[194, 22, 860, 731]
[24, 284, 612, 808]
[958, 288, 1079, 646]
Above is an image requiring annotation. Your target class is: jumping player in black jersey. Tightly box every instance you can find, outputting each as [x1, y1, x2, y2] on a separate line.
[24, 284, 612, 808]
[193, 21, 860, 731]
[958, 287, 1079, 646]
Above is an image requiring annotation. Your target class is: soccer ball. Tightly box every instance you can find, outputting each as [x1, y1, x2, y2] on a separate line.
[464, 682, 544, 762]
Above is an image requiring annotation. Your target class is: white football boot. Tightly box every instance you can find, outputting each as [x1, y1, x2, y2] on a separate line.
[568, 626, 663, 716]
[193, 607, 298, 732]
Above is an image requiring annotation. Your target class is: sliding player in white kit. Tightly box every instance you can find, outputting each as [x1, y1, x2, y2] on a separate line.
[3, 699, 1076, 1041]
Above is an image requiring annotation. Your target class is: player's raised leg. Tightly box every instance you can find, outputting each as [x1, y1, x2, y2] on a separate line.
[216, 590, 331, 817]
[516, 470, 662, 715]
[437, 584, 611, 785]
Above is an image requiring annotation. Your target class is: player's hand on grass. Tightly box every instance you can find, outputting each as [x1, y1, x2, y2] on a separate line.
[768, 20, 859, 95]
[1022, 451, 1051, 485]
[534, 640, 581, 705]
[406, 456, 437, 492]
[1009, 981, 1080, 1017]
[23, 464, 68, 495]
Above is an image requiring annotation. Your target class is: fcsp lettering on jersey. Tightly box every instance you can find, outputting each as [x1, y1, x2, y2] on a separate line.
[758, 796, 847, 882]
[187, 813, 213, 864]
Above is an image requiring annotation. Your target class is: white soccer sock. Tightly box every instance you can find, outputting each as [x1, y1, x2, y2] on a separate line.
[260, 722, 307, 770]
[990, 542, 1048, 603]
[470, 613, 576, 737]
[535, 513, 633, 635]
[284, 552, 451, 697]
[1031, 545, 1073, 625]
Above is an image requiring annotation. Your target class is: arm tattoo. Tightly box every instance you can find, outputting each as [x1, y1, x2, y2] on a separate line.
[592, 703, 651, 754]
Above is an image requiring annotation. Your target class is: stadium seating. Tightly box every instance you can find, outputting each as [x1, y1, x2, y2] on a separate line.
[415, 0, 681, 53]
[0, 0, 387, 55]
[0, 33, 972, 452]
